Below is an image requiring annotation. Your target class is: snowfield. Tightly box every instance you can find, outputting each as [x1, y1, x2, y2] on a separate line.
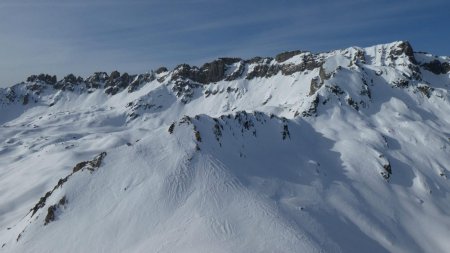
[0, 41, 449, 252]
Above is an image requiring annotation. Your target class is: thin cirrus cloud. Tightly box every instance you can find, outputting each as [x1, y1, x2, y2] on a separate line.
[0, 0, 448, 87]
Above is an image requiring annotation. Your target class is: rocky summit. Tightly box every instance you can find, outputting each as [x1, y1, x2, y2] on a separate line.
[0, 41, 450, 253]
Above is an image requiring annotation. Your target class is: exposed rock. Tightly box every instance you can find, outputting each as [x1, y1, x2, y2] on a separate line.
[378, 154, 392, 180]
[309, 77, 321, 96]
[26, 74, 57, 85]
[280, 53, 324, 76]
[280, 64, 303, 76]
[179, 115, 192, 125]
[105, 71, 132, 95]
[422, 60, 450, 75]
[382, 163, 392, 180]
[30, 191, 52, 217]
[346, 97, 359, 111]
[318, 66, 330, 82]
[275, 50, 302, 63]
[198, 59, 227, 83]
[117, 72, 131, 88]
[391, 41, 417, 64]
[44, 205, 56, 225]
[62, 74, 83, 85]
[246, 64, 279, 80]
[109, 70, 120, 80]
[54, 74, 84, 91]
[86, 72, 109, 89]
[225, 61, 245, 81]
[128, 73, 155, 93]
[244, 56, 267, 65]
[72, 161, 89, 173]
[392, 79, 409, 88]
[104, 86, 120, 95]
[360, 82, 372, 99]
[282, 124, 290, 140]
[73, 152, 107, 172]
[213, 122, 222, 142]
[302, 96, 319, 117]
[59, 196, 67, 206]
[22, 94, 29, 105]
[195, 130, 202, 142]
[416, 85, 434, 98]
[172, 58, 242, 84]
[126, 96, 165, 120]
[308, 66, 331, 95]
[408, 64, 422, 80]
[172, 64, 200, 82]
[44, 196, 67, 225]
[66, 74, 81, 83]
[198, 58, 241, 83]
[155, 67, 168, 74]
[29, 152, 107, 218]
[16, 232, 22, 242]
[165, 53, 324, 86]
[168, 122, 175, 134]
[4, 88, 17, 103]
[353, 49, 366, 64]
[327, 85, 344, 96]
[171, 79, 198, 102]
[27, 83, 45, 93]
[219, 57, 242, 65]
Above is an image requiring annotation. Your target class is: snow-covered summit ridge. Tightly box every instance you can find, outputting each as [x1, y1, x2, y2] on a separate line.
[1, 41, 449, 123]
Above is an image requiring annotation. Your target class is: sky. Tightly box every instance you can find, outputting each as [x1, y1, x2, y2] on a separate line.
[0, 0, 449, 87]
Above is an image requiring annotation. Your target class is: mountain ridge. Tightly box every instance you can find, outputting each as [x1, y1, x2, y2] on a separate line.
[0, 41, 449, 253]
[2, 41, 448, 124]
[2, 40, 448, 98]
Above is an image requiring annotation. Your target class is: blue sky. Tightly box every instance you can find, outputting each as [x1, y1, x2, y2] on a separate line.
[0, 0, 449, 86]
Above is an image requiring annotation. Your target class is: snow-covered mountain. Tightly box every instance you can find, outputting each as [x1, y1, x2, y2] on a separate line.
[0, 41, 449, 253]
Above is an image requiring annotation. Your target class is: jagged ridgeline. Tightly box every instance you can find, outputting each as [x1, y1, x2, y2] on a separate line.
[1, 41, 448, 123]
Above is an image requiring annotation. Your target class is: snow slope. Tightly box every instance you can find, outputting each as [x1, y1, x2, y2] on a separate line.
[0, 41, 450, 252]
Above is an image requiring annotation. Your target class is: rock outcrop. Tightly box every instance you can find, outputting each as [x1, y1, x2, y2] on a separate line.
[422, 60, 450, 75]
